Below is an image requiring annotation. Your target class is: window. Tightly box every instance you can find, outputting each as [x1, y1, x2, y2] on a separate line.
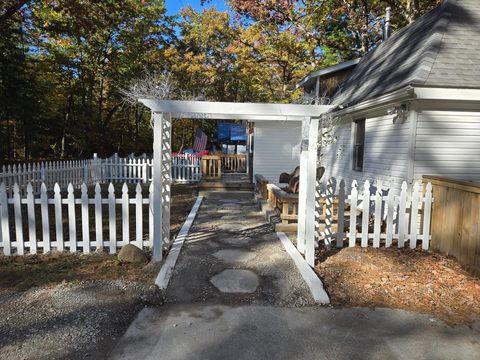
[353, 119, 365, 171]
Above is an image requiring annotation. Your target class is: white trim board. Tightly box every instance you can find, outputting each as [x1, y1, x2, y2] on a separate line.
[276, 232, 330, 304]
[139, 98, 331, 119]
[155, 196, 204, 290]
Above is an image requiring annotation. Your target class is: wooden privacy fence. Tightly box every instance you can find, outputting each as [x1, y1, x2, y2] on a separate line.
[424, 176, 480, 275]
[0, 182, 153, 256]
[316, 178, 433, 250]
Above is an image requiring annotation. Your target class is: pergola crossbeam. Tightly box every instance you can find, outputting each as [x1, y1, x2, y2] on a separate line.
[139, 99, 329, 119]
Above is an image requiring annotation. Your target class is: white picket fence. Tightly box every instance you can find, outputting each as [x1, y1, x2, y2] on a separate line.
[0, 182, 153, 255]
[171, 154, 202, 183]
[0, 160, 103, 197]
[315, 178, 433, 250]
[0, 153, 203, 196]
[96, 153, 201, 183]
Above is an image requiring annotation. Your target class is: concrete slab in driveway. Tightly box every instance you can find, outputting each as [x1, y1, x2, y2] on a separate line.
[109, 304, 480, 360]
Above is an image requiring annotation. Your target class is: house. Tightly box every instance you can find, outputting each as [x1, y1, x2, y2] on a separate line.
[299, 0, 480, 193]
[252, 121, 302, 184]
[252, 60, 361, 185]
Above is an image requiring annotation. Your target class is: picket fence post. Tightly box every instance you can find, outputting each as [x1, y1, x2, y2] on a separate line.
[398, 181, 408, 248]
[349, 180, 358, 247]
[422, 182, 433, 250]
[361, 180, 370, 247]
[135, 183, 143, 249]
[410, 182, 421, 249]
[108, 183, 116, 254]
[54, 183, 64, 252]
[67, 183, 76, 252]
[81, 183, 90, 254]
[26, 183, 37, 254]
[0, 183, 11, 256]
[336, 180, 346, 248]
[122, 183, 129, 245]
[373, 185, 382, 248]
[385, 190, 394, 248]
[40, 183, 50, 253]
[12, 184, 24, 255]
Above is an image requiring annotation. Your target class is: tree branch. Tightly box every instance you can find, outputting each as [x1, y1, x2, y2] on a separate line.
[0, 0, 30, 23]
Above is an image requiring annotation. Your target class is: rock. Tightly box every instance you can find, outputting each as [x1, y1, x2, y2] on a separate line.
[118, 244, 148, 264]
[210, 269, 259, 293]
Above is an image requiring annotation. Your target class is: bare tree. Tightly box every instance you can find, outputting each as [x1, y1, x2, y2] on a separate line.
[121, 71, 207, 105]
[120, 72, 178, 105]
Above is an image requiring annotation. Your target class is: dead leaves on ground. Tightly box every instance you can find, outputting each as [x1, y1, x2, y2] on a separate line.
[315, 247, 480, 325]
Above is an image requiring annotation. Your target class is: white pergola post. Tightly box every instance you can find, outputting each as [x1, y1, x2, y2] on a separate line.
[304, 118, 320, 267]
[296, 118, 310, 255]
[161, 113, 172, 248]
[152, 112, 164, 262]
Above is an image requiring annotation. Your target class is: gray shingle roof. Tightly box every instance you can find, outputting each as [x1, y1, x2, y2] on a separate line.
[332, 0, 480, 108]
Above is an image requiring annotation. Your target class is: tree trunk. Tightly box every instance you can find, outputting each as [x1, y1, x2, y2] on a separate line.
[406, 0, 419, 23]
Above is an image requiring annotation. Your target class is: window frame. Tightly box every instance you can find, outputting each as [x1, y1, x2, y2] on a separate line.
[352, 118, 366, 172]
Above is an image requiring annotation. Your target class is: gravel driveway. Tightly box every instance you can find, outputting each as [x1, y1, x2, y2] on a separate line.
[0, 280, 162, 360]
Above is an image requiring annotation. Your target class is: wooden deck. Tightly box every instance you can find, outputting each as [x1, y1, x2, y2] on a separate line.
[198, 173, 253, 192]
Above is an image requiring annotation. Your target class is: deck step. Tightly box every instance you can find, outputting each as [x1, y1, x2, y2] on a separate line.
[198, 181, 254, 192]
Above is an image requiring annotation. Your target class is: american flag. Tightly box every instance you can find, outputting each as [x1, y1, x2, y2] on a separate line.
[193, 128, 208, 152]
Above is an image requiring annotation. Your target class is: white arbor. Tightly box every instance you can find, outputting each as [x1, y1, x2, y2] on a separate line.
[139, 98, 331, 265]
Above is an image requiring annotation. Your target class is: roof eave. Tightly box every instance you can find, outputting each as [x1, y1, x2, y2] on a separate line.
[330, 86, 417, 117]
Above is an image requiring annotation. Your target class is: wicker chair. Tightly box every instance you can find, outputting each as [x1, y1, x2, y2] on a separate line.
[279, 166, 300, 184]
[282, 166, 326, 194]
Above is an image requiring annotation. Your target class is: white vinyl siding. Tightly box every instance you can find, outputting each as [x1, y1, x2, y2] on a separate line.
[321, 113, 411, 193]
[253, 121, 302, 184]
[413, 111, 480, 182]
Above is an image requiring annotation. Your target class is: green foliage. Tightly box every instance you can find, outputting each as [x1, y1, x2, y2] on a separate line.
[0, 0, 439, 161]
[1, 0, 172, 160]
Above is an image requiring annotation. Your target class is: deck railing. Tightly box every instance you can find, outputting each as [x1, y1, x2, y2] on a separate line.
[221, 154, 247, 173]
[201, 155, 222, 179]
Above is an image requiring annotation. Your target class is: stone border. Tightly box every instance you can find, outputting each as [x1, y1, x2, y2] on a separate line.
[276, 232, 330, 304]
[155, 196, 204, 289]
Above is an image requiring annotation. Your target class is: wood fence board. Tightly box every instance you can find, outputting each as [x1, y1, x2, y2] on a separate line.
[424, 175, 480, 275]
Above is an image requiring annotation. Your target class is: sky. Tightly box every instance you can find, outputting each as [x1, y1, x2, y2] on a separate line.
[165, 0, 228, 16]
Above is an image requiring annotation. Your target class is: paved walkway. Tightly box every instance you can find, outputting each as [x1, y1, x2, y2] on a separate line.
[109, 192, 480, 360]
[162, 191, 314, 307]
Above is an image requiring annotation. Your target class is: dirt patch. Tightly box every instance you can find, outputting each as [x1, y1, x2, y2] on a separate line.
[0, 184, 197, 360]
[315, 247, 480, 325]
[0, 253, 154, 292]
